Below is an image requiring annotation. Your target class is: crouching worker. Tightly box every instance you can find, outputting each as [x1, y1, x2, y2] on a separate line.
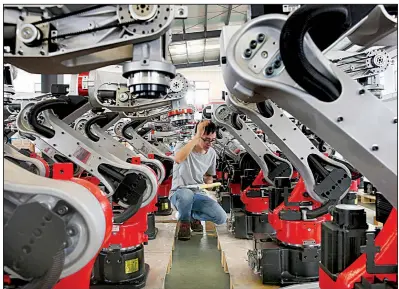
[170, 120, 227, 240]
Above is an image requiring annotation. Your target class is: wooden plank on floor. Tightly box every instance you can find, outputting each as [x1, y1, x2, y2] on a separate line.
[357, 190, 376, 204]
[145, 223, 177, 253]
[145, 252, 172, 289]
[358, 195, 376, 204]
[155, 209, 178, 223]
[206, 221, 217, 236]
[144, 223, 177, 289]
[216, 225, 280, 289]
[374, 216, 383, 227]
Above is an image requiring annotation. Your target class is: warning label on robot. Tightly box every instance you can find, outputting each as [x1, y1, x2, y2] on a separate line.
[161, 203, 169, 210]
[125, 258, 139, 274]
[73, 146, 91, 164]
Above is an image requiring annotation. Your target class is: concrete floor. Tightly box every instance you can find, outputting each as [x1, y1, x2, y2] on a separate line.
[165, 202, 376, 289]
[165, 232, 230, 289]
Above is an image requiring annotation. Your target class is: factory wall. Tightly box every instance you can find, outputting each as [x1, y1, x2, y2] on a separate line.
[12, 62, 397, 104]
[176, 65, 227, 102]
[13, 69, 41, 93]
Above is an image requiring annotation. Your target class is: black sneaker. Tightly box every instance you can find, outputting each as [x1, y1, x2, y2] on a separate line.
[178, 221, 191, 241]
[190, 219, 203, 232]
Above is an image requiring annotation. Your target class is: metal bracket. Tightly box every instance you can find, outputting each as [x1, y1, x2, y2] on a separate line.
[360, 232, 398, 275]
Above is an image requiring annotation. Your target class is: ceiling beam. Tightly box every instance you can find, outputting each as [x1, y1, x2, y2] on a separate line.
[225, 4, 232, 25]
[168, 45, 174, 64]
[175, 60, 220, 69]
[203, 4, 208, 65]
[172, 30, 221, 43]
[204, 4, 208, 38]
[181, 19, 190, 65]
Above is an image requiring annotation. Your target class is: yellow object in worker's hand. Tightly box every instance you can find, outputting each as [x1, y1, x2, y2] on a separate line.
[184, 182, 222, 190]
[198, 182, 222, 189]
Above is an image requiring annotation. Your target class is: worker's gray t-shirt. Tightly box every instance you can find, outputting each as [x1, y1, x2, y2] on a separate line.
[170, 141, 217, 197]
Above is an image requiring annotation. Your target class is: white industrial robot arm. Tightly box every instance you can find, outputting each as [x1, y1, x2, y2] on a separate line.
[221, 5, 397, 207]
[214, 129, 245, 164]
[4, 5, 187, 74]
[5, 5, 189, 118]
[226, 95, 353, 206]
[212, 103, 293, 186]
[16, 100, 158, 211]
[80, 112, 167, 183]
[69, 70, 189, 113]
[115, 118, 175, 162]
[4, 159, 112, 282]
[4, 143, 47, 176]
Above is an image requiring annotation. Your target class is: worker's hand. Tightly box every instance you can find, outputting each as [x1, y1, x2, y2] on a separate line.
[196, 120, 210, 138]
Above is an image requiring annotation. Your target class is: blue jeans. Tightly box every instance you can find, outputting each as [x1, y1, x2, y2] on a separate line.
[170, 188, 227, 225]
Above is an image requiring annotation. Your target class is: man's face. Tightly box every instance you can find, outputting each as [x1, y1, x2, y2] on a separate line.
[199, 132, 217, 151]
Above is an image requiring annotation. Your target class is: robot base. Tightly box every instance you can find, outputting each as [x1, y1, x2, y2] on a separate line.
[155, 197, 173, 216]
[233, 210, 274, 239]
[92, 245, 149, 289]
[91, 264, 150, 289]
[219, 192, 231, 213]
[231, 194, 245, 210]
[248, 240, 320, 285]
[354, 277, 397, 289]
[145, 213, 158, 240]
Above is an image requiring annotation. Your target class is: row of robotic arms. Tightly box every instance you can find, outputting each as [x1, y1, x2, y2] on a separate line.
[3, 5, 198, 289]
[4, 73, 192, 288]
[206, 4, 397, 289]
[2, 3, 398, 289]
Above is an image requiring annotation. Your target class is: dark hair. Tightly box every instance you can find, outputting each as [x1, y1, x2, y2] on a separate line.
[195, 121, 217, 135]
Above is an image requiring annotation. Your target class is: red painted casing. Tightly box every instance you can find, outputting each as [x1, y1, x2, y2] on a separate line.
[158, 177, 172, 198]
[30, 152, 51, 177]
[148, 193, 157, 213]
[229, 183, 241, 195]
[80, 176, 101, 186]
[52, 163, 74, 180]
[53, 168, 113, 289]
[216, 170, 223, 180]
[110, 204, 149, 247]
[77, 72, 89, 96]
[320, 209, 397, 289]
[144, 161, 158, 214]
[349, 180, 358, 192]
[131, 156, 141, 165]
[110, 154, 157, 244]
[291, 170, 299, 180]
[224, 172, 229, 180]
[268, 178, 331, 246]
[240, 171, 270, 214]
